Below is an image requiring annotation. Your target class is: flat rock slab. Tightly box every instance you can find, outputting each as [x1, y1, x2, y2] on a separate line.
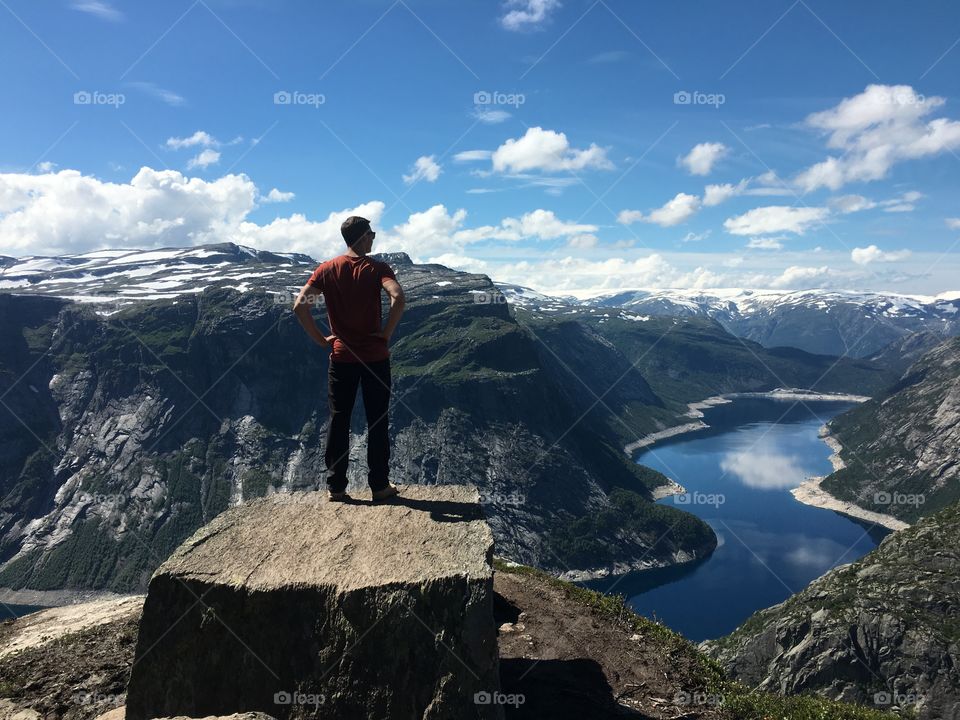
[125, 486, 501, 720]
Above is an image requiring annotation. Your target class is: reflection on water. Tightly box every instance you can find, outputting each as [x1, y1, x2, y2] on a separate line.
[585, 398, 886, 642]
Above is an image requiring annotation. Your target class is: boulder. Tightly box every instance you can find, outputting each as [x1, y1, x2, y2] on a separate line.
[125, 486, 501, 720]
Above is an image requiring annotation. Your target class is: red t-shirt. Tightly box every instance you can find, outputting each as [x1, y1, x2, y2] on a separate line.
[307, 254, 397, 363]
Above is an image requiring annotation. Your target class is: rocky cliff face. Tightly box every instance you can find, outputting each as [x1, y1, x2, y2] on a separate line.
[701, 501, 960, 720]
[0, 245, 891, 594]
[822, 335, 960, 523]
[126, 485, 500, 720]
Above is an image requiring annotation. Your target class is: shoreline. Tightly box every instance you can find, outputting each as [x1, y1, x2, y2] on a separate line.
[791, 424, 909, 532]
[626, 389, 870, 497]
[791, 476, 910, 532]
[0, 586, 130, 608]
[556, 546, 705, 583]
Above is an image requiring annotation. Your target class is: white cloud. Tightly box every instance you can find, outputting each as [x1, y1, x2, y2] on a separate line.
[500, 0, 560, 31]
[851, 245, 912, 265]
[795, 85, 960, 191]
[491, 127, 612, 174]
[879, 191, 923, 213]
[403, 155, 442, 184]
[619, 193, 701, 228]
[36, 161, 57, 173]
[456, 209, 597, 245]
[703, 179, 748, 206]
[567, 233, 598, 249]
[454, 150, 493, 162]
[617, 209, 645, 225]
[187, 149, 221, 170]
[389, 205, 467, 257]
[679, 142, 728, 176]
[724, 205, 829, 236]
[262, 188, 295, 203]
[0, 165, 390, 259]
[647, 193, 701, 227]
[829, 194, 876, 213]
[947, 218, 960, 230]
[71, 0, 121, 21]
[769, 265, 835, 289]
[166, 131, 219, 150]
[747, 237, 785, 250]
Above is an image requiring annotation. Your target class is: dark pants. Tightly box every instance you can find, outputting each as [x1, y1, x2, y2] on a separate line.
[324, 358, 392, 493]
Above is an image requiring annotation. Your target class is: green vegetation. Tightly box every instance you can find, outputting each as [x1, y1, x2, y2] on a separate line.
[547, 487, 716, 567]
[495, 560, 903, 720]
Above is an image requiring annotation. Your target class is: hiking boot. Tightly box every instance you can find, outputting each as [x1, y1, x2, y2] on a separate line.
[371, 484, 400, 502]
[328, 489, 350, 502]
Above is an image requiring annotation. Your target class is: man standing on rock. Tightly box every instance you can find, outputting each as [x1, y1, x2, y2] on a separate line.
[293, 216, 405, 502]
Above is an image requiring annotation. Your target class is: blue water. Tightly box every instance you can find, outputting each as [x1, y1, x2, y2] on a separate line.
[586, 398, 886, 642]
[0, 603, 44, 620]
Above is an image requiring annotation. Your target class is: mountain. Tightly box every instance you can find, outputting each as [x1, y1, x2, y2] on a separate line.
[702, 501, 960, 720]
[539, 287, 960, 359]
[819, 335, 960, 524]
[0, 244, 891, 595]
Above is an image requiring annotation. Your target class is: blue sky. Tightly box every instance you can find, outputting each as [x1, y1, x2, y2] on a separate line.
[1, 0, 959, 295]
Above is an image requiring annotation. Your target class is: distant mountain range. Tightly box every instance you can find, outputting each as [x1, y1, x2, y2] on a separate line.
[0, 243, 892, 594]
[502, 284, 960, 359]
[4, 246, 957, 359]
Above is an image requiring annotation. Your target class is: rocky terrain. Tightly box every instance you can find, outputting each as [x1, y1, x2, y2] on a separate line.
[0, 244, 893, 594]
[126, 485, 499, 720]
[0, 557, 900, 720]
[702, 501, 960, 720]
[821, 335, 960, 523]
